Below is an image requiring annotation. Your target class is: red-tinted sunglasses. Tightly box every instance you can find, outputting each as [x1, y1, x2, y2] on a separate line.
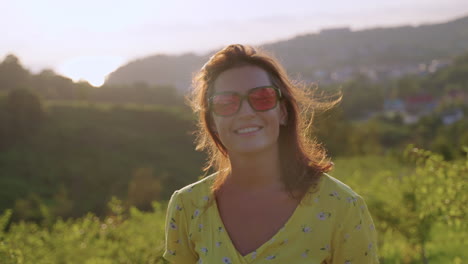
[209, 86, 282, 116]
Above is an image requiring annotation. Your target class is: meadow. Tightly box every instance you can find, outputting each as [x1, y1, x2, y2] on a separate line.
[1, 152, 466, 264]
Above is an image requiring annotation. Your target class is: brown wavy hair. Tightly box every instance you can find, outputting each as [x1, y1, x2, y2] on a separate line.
[189, 44, 340, 200]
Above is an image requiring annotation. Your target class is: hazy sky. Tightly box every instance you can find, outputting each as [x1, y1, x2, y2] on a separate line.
[1, 0, 467, 86]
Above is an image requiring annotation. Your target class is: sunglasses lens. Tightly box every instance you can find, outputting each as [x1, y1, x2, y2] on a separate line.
[210, 87, 279, 116]
[249, 87, 278, 111]
[211, 94, 240, 116]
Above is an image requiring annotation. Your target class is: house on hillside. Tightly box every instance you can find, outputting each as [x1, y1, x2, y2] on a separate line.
[384, 99, 405, 113]
[443, 90, 467, 104]
[402, 94, 438, 124]
[405, 94, 437, 113]
[383, 99, 406, 120]
[441, 108, 464, 125]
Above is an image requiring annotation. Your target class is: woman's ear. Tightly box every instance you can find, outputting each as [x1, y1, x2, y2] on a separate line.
[211, 124, 218, 134]
[208, 116, 218, 134]
[280, 102, 288, 125]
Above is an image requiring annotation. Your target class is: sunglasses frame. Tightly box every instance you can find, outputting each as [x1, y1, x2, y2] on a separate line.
[208, 85, 283, 117]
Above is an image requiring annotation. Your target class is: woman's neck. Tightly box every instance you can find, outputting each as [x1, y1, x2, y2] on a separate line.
[225, 148, 283, 191]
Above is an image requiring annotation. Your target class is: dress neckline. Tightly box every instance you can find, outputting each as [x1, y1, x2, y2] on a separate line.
[210, 177, 322, 262]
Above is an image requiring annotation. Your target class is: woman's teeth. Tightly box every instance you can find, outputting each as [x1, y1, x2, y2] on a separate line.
[236, 127, 261, 134]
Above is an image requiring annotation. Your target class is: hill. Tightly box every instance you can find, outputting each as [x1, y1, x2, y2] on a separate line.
[105, 15, 468, 90]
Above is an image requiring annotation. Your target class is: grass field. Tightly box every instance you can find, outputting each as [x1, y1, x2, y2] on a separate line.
[1, 155, 466, 263]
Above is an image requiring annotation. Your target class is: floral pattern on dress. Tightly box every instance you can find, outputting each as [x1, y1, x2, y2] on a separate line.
[163, 174, 379, 263]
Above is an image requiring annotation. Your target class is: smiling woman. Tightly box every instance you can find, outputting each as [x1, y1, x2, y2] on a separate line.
[163, 44, 379, 263]
[57, 56, 124, 86]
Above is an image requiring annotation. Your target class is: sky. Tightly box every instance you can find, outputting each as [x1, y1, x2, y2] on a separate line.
[1, 0, 468, 86]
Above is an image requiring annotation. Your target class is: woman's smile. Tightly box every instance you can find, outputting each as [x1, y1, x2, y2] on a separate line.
[211, 65, 286, 156]
[234, 126, 263, 135]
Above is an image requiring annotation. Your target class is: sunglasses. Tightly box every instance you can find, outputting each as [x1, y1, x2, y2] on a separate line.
[209, 86, 282, 116]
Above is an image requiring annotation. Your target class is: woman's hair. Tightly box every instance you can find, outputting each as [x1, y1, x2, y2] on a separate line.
[189, 44, 340, 199]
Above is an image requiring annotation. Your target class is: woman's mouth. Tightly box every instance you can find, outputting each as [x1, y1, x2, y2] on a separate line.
[235, 126, 262, 135]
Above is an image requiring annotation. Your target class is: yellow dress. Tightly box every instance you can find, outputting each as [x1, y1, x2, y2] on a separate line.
[163, 173, 379, 264]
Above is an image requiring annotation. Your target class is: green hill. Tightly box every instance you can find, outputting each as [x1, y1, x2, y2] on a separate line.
[106, 15, 468, 89]
[0, 98, 204, 220]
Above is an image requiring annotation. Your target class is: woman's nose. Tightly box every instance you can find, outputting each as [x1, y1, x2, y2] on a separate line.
[237, 99, 256, 116]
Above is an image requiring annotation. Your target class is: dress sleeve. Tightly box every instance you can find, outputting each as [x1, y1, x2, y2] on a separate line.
[163, 191, 198, 263]
[331, 195, 379, 264]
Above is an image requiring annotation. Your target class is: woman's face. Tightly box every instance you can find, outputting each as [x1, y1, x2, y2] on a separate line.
[210, 65, 287, 157]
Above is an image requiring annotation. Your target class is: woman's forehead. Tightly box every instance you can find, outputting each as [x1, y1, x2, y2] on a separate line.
[213, 65, 272, 93]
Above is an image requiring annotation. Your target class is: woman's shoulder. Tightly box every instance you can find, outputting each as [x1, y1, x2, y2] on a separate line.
[171, 172, 217, 205]
[320, 173, 360, 198]
[309, 173, 365, 210]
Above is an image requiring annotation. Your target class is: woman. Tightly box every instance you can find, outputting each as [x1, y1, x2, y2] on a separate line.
[163, 44, 379, 263]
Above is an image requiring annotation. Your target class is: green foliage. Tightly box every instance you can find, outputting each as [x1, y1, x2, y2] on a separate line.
[333, 148, 467, 263]
[403, 146, 466, 228]
[388, 51, 468, 98]
[127, 168, 163, 211]
[1, 151, 465, 263]
[0, 209, 12, 234]
[0, 54, 30, 91]
[0, 53, 188, 107]
[0, 88, 44, 149]
[0, 200, 167, 264]
[339, 75, 385, 119]
[0, 99, 204, 219]
[4, 88, 44, 140]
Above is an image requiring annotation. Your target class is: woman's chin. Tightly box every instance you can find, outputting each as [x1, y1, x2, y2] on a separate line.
[228, 142, 279, 156]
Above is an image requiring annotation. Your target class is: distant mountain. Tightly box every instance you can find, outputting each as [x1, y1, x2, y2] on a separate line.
[105, 15, 468, 90]
[105, 53, 209, 91]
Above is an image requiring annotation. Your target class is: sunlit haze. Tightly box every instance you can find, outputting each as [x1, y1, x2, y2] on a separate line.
[1, 0, 467, 86]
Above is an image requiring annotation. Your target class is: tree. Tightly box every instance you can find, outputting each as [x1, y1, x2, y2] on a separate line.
[4, 88, 44, 143]
[370, 146, 467, 263]
[0, 54, 30, 91]
[340, 75, 384, 119]
[127, 168, 163, 211]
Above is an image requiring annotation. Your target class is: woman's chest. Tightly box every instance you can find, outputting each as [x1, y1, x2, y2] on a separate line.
[186, 188, 336, 263]
[217, 194, 299, 256]
[189, 200, 334, 263]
